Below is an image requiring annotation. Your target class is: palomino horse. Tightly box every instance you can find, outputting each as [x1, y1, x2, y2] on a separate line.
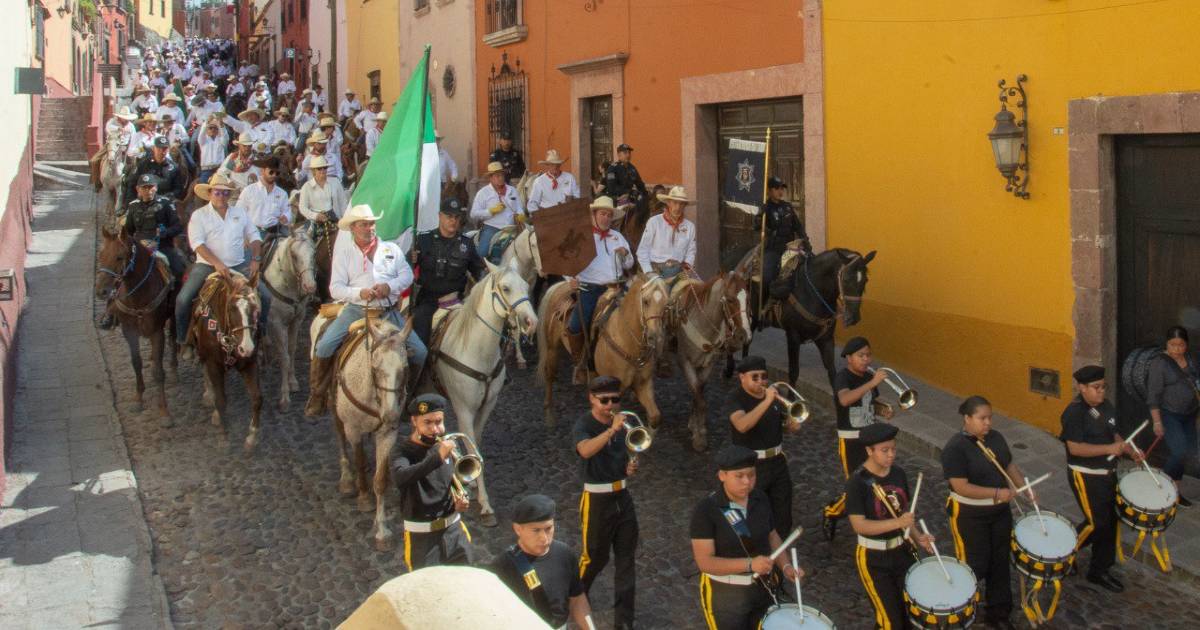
[421, 258, 538, 527]
[262, 231, 318, 410]
[536, 274, 671, 428]
[95, 226, 178, 421]
[188, 272, 265, 452]
[726, 248, 876, 388]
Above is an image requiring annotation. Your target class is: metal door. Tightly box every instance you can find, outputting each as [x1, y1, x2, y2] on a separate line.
[586, 95, 613, 193]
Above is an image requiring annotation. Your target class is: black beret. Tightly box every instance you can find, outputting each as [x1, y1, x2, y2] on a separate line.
[859, 422, 899, 447]
[768, 176, 787, 189]
[616, 143, 633, 152]
[588, 375, 622, 394]
[408, 393, 447, 416]
[735, 355, 767, 374]
[1073, 365, 1105, 384]
[152, 135, 170, 148]
[841, 336, 870, 357]
[715, 445, 758, 471]
[513, 494, 556, 524]
[440, 198, 465, 216]
[136, 174, 159, 187]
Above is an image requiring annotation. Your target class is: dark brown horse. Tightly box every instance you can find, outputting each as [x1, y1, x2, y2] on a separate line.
[616, 195, 654, 256]
[95, 228, 178, 421]
[310, 222, 338, 305]
[442, 179, 469, 210]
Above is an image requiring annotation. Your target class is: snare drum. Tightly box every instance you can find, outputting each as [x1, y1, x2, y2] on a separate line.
[761, 603, 837, 629]
[903, 557, 979, 629]
[1011, 511, 1077, 582]
[1116, 468, 1178, 533]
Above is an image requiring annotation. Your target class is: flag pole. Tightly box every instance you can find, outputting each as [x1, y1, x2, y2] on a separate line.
[756, 127, 772, 322]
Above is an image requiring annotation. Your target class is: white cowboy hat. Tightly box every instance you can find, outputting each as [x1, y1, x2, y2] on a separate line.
[656, 185, 692, 205]
[275, 107, 291, 116]
[344, 88, 355, 94]
[114, 106, 136, 121]
[338, 204, 383, 229]
[238, 107, 265, 121]
[235, 132, 254, 146]
[308, 155, 330, 170]
[279, 72, 291, 79]
[590, 195, 626, 222]
[538, 149, 567, 165]
[194, 172, 237, 201]
[306, 130, 329, 145]
[368, 97, 382, 106]
[374, 111, 388, 122]
[161, 92, 180, 103]
[483, 161, 505, 177]
[318, 115, 337, 127]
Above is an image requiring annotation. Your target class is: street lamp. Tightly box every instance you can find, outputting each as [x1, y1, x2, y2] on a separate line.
[987, 74, 1029, 199]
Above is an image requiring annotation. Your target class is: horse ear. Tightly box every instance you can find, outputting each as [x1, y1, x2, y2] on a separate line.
[484, 257, 499, 277]
[101, 224, 116, 240]
[863, 250, 877, 264]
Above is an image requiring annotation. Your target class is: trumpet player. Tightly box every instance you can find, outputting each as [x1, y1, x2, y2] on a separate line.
[392, 393, 475, 571]
[574, 376, 640, 630]
[729, 355, 804, 537]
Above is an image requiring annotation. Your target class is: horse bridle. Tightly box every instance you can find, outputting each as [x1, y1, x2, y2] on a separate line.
[682, 277, 746, 352]
[478, 272, 531, 341]
[356, 312, 407, 419]
[98, 241, 168, 320]
[802, 254, 864, 318]
[602, 277, 668, 368]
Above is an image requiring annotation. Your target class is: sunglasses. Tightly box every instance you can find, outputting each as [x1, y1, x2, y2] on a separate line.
[594, 395, 620, 405]
[746, 372, 769, 382]
[210, 189, 231, 197]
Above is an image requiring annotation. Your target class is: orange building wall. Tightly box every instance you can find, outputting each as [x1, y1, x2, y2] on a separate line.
[473, 0, 804, 186]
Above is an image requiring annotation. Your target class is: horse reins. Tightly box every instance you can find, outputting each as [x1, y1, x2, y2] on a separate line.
[337, 305, 406, 420]
[600, 278, 667, 369]
[98, 241, 171, 320]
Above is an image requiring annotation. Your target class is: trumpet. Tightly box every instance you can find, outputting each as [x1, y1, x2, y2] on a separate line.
[867, 367, 918, 410]
[771, 382, 811, 425]
[439, 433, 484, 501]
[617, 411, 653, 454]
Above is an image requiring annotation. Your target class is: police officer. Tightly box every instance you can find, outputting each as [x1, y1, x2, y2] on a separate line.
[393, 393, 474, 571]
[729, 355, 803, 538]
[409, 198, 487, 348]
[574, 376, 639, 630]
[1060, 365, 1141, 593]
[489, 132, 526, 182]
[759, 176, 812, 301]
[125, 136, 186, 203]
[491, 494, 594, 629]
[603, 144, 648, 209]
[691, 445, 803, 630]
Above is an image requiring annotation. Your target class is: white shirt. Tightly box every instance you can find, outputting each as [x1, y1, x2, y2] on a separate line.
[330, 233, 412, 308]
[157, 105, 185, 126]
[526, 171, 580, 213]
[252, 90, 272, 111]
[164, 122, 189, 147]
[576, 229, 633, 285]
[300, 151, 343, 181]
[217, 152, 260, 189]
[128, 130, 155, 157]
[188, 203, 261, 267]
[365, 126, 384, 157]
[132, 94, 159, 112]
[187, 99, 224, 127]
[439, 147, 459, 182]
[277, 80, 296, 96]
[226, 82, 245, 97]
[469, 184, 523, 229]
[105, 119, 134, 150]
[298, 176, 349, 222]
[311, 90, 327, 111]
[268, 119, 297, 146]
[295, 112, 318, 135]
[637, 213, 698, 273]
[198, 132, 228, 169]
[224, 118, 273, 147]
[353, 109, 377, 131]
[239, 181, 291, 229]
[338, 98, 361, 119]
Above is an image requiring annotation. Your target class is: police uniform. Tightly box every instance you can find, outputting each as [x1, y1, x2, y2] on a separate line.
[942, 430, 1014, 623]
[574, 376, 638, 629]
[730, 355, 794, 538]
[125, 143, 186, 201]
[491, 495, 587, 629]
[122, 179, 187, 280]
[824, 337, 880, 524]
[410, 199, 486, 347]
[393, 394, 474, 571]
[489, 145, 527, 182]
[603, 146, 648, 205]
[759, 177, 812, 298]
[692, 445, 777, 630]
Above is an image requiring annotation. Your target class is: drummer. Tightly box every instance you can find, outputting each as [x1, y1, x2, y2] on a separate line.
[941, 395, 1029, 630]
[1059, 365, 1142, 593]
[847, 422, 934, 630]
[691, 445, 803, 630]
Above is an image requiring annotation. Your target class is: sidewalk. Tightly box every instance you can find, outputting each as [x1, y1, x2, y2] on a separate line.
[749, 328, 1200, 582]
[0, 179, 171, 628]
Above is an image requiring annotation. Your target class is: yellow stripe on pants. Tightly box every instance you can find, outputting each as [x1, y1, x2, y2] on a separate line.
[403, 530, 413, 572]
[948, 498, 967, 561]
[838, 437, 850, 478]
[855, 545, 891, 630]
[698, 574, 718, 630]
[1072, 471, 1095, 551]
[578, 491, 592, 579]
[460, 521, 472, 543]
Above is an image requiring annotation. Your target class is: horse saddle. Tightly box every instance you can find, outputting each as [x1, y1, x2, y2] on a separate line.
[664, 276, 703, 331]
[486, 225, 522, 262]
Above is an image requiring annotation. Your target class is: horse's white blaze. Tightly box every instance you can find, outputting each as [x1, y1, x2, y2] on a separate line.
[235, 296, 256, 357]
[857, 270, 863, 283]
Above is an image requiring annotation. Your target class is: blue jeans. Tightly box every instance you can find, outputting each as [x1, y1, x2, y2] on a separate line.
[175, 261, 271, 344]
[1161, 409, 1198, 481]
[567, 284, 607, 335]
[476, 224, 501, 262]
[314, 303, 427, 367]
[197, 168, 217, 184]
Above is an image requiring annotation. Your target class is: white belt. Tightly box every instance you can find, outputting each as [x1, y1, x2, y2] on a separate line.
[584, 480, 627, 493]
[838, 430, 861, 439]
[857, 535, 905, 551]
[704, 572, 755, 586]
[1069, 464, 1113, 476]
[950, 492, 997, 506]
[755, 445, 783, 459]
[403, 512, 461, 533]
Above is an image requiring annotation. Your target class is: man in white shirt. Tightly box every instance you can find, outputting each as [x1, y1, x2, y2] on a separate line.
[365, 112, 387, 157]
[224, 107, 272, 147]
[297, 132, 343, 182]
[565, 196, 633, 378]
[239, 156, 291, 237]
[636, 185, 697, 279]
[267, 107, 297, 147]
[159, 112, 194, 171]
[132, 87, 159, 115]
[226, 79, 246, 100]
[187, 85, 224, 129]
[157, 93, 186, 129]
[148, 69, 168, 96]
[216, 133, 260, 195]
[436, 131, 458, 183]
[526, 149, 580, 214]
[104, 106, 138, 155]
[294, 100, 319, 139]
[338, 89, 362, 122]
[276, 72, 296, 98]
[305, 204, 427, 416]
[174, 173, 270, 358]
[318, 115, 344, 157]
[297, 155, 348, 229]
[469, 162, 524, 262]
[128, 115, 158, 159]
[310, 84, 328, 112]
[251, 82, 272, 112]
[197, 119, 228, 183]
[353, 98, 381, 133]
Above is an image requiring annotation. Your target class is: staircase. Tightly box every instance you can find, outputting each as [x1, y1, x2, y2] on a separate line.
[36, 96, 93, 162]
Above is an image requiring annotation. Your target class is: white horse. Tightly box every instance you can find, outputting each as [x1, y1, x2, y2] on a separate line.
[422, 258, 538, 526]
[262, 231, 318, 411]
[498, 227, 542, 369]
[514, 171, 537, 210]
[98, 135, 126, 217]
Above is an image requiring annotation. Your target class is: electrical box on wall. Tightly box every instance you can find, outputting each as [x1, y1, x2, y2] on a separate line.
[1029, 367, 1060, 398]
[14, 67, 45, 95]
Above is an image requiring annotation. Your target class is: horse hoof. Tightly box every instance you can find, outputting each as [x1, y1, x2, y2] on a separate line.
[130, 402, 143, 414]
[210, 411, 221, 426]
[357, 496, 373, 513]
[277, 399, 289, 413]
[480, 512, 499, 528]
[374, 535, 395, 552]
[338, 481, 355, 496]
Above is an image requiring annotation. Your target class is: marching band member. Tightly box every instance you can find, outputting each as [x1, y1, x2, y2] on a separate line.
[565, 196, 633, 383]
[942, 395, 1028, 630]
[823, 337, 894, 541]
[692, 445, 803, 630]
[469, 161, 524, 261]
[848, 422, 935, 630]
[491, 494, 594, 629]
[393, 393, 474, 571]
[637, 186, 697, 280]
[574, 376, 640, 630]
[728, 355, 802, 537]
[525, 149, 579, 214]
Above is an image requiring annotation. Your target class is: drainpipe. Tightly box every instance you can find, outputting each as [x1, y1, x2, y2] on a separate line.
[328, 0, 337, 96]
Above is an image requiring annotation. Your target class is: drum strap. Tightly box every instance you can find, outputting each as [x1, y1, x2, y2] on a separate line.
[506, 545, 553, 618]
[1119, 527, 1173, 573]
[1019, 575, 1064, 625]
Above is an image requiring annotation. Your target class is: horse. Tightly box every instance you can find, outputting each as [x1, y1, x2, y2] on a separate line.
[421, 258, 538, 527]
[226, 92, 248, 121]
[271, 143, 299, 192]
[310, 222, 338, 305]
[443, 179, 469, 211]
[342, 139, 367, 188]
[513, 171, 537, 210]
[615, 195, 653, 256]
[261, 231, 318, 411]
[536, 274, 671, 428]
[95, 227, 178, 421]
[726, 248, 876, 388]
[187, 271, 265, 452]
[96, 136, 127, 219]
[497, 227, 543, 369]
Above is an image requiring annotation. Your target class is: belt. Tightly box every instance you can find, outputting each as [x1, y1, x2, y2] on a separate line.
[838, 430, 861, 439]
[950, 492, 997, 506]
[1069, 464, 1114, 476]
[704, 572, 755, 586]
[578, 282, 613, 292]
[403, 512, 460, 533]
[857, 535, 905, 550]
[583, 480, 626, 493]
[755, 445, 783, 459]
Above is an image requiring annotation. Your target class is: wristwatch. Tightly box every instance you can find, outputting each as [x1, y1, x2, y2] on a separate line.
[253, 255, 262, 262]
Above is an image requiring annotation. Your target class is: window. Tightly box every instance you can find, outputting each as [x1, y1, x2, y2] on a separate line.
[149, 1, 153, 15]
[160, 1, 165, 17]
[34, 7, 45, 60]
[485, 0, 521, 33]
[487, 52, 528, 160]
[415, 0, 430, 10]
[368, 70, 381, 102]
[301, 0, 307, 19]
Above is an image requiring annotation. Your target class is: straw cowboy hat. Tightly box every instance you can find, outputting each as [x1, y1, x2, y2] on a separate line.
[318, 115, 337, 127]
[204, 83, 218, 91]
[656, 185, 692, 205]
[538, 149, 567, 165]
[161, 92, 180, 103]
[194, 173, 237, 202]
[280, 72, 291, 79]
[368, 97, 382, 106]
[302, 88, 314, 97]
[235, 132, 254, 146]
[238, 107, 265, 121]
[275, 107, 291, 116]
[590, 195, 625, 222]
[308, 155, 330, 170]
[344, 88, 355, 94]
[136, 113, 158, 125]
[306, 131, 329, 145]
[114, 105, 136, 121]
[483, 161, 506, 177]
[338, 204, 383, 229]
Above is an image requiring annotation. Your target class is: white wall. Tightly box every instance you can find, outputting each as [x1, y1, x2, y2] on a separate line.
[0, 2, 34, 222]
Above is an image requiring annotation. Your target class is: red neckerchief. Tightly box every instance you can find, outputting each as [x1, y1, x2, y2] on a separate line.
[356, 236, 379, 271]
[492, 183, 506, 195]
[664, 211, 684, 244]
[549, 173, 558, 190]
[593, 225, 611, 253]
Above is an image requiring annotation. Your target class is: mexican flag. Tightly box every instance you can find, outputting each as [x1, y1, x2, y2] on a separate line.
[350, 46, 440, 244]
[172, 79, 189, 116]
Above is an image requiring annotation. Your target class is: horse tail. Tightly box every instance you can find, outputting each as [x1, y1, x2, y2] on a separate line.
[535, 281, 565, 387]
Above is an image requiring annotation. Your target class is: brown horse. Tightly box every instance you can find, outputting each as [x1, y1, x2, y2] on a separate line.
[342, 139, 367, 188]
[95, 227, 178, 421]
[272, 143, 299, 192]
[443, 179, 469, 210]
[310, 222, 339, 305]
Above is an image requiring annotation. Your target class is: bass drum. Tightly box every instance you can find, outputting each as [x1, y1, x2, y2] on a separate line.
[1121, 345, 1162, 404]
[761, 604, 837, 629]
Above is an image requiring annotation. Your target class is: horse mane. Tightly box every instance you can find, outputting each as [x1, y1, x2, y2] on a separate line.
[676, 273, 722, 314]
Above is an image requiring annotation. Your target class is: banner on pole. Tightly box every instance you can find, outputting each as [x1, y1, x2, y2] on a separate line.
[723, 137, 767, 215]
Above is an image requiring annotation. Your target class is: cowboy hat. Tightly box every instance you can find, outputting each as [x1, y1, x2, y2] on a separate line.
[656, 185, 692, 205]
[279, 72, 291, 79]
[302, 88, 314, 96]
[338, 204, 383, 229]
[309, 155, 330, 170]
[590, 195, 625, 222]
[538, 149, 567, 165]
[275, 107, 291, 116]
[238, 107, 265, 121]
[158, 111, 174, 121]
[135, 113, 157, 125]
[306, 131, 329, 145]
[318, 117, 337, 128]
[368, 97, 382, 106]
[483, 161, 506, 176]
[114, 106, 136, 121]
[161, 92, 180, 103]
[374, 111, 388, 122]
[204, 83, 218, 91]
[194, 172, 237, 201]
[235, 132, 254, 146]
[344, 88, 355, 94]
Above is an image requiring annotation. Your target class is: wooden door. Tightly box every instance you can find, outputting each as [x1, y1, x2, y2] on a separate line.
[584, 95, 613, 194]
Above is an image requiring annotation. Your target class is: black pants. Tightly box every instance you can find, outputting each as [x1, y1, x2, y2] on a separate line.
[579, 489, 638, 628]
[1069, 469, 1117, 575]
[403, 520, 474, 571]
[756, 455, 793, 537]
[762, 248, 788, 298]
[411, 293, 449, 348]
[947, 500, 1012, 619]
[855, 545, 915, 630]
[699, 575, 772, 630]
[824, 436, 867, 518]
[160, 247, 187, 281]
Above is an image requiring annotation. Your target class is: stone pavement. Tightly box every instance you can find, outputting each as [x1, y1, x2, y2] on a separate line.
[749, 328, 1200, 582]
[0, 181, 171, 629]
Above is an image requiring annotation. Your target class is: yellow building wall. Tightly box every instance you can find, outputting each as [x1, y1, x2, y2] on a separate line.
[343, 0, 401, 107]
[823, 0, 1200, 431]
[139, 0, 174, 39]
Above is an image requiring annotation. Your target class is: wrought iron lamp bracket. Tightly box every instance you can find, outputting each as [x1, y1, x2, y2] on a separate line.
[998, 74, 1030, 199]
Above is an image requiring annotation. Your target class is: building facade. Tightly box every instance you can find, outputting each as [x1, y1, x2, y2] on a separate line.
[135, 0, 175, 41]
[97, 1, 130, 66]
[342, 0, 400, 106]
[306, 0, 348, 98]
[41, 0, 97, 96]
[196, 5, 235, 40]
[277, 0, 309, 91]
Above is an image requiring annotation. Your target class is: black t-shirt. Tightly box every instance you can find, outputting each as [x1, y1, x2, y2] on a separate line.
[392, 439, 455, 521]
[834, 368, 878, 432]
[490, 540, 583, 628]
[689, 487, 774, 560]
[573, 414, 630, 484]
[731, 386, 785, 450]
[846, 465, 910, 541]
[942, 430, 1012, 490]
[1059, 396, 1118, 471]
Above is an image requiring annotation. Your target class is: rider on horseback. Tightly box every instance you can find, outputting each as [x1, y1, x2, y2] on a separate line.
[760, 176, 812, 302]
[124, 136, 186, 206]
[636, 185, 697, 282]
[603, 144, 647, 214]
[470, 162, 524, 263]
[566, 196, 634, 382]
[240, 155, 291, 239]
[409, 198, 486, 349]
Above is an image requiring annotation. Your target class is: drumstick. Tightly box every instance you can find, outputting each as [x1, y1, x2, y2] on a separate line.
[769, 526, 804, 561]
[1127, 441, 1163, 488]
[584, 614, 597, 630]
[972, 439, 1026, 515]
[903, 471, 923, 539]
[1108, 419, 1149, 461]
[1145, 435, 1163, 458]
[790, 547, 804, 622]
[1013, 473, 1050, 496]
[919, 519, 952, 583]
[1024, 475, 1048, 536]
